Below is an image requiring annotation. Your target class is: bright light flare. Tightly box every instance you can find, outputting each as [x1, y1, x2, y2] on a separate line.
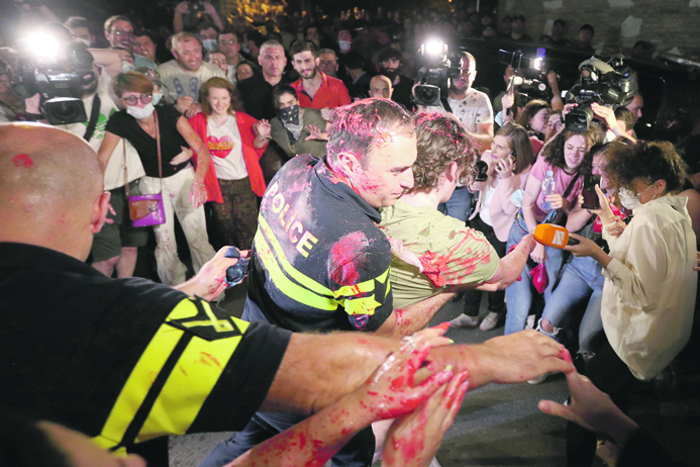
[424, 39, 446, 57]
[24, 33, 61, 60]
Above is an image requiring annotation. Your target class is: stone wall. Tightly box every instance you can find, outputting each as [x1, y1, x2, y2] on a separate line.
[499, 0, 700, 60]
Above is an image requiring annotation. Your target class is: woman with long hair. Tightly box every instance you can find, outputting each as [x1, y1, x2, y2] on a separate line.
[98, 71, 216, 286]
[188, 77, 270, 249]
[450, 123, 536, 331]
[504, 126, 601, 335]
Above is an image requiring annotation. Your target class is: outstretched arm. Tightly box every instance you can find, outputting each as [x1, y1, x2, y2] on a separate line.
[230, 328, 454, 467]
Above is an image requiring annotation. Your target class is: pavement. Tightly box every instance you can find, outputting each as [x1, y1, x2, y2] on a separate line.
[167, 285, 700, 467]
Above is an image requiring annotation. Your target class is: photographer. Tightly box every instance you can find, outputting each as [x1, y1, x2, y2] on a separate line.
[21, 25, 148, 279]
[174, 1, 225, 34]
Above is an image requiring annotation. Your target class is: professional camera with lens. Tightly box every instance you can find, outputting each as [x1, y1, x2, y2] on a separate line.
[498, 48, 551, 106]
[564, 58, 638, 132]
[412, 40, 462, 107]
[12, 32, 96, 125]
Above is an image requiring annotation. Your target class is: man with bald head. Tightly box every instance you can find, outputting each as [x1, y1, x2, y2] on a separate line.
[368, 75, 393, 100]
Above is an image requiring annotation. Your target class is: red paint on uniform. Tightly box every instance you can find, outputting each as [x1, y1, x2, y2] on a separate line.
[199, 352, 222, 368]
[12, 154, 33, 168]
[329, 231, 369, 285]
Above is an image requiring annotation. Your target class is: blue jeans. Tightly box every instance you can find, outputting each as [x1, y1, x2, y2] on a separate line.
[439, 186, 473, 222]
[504, 214, 567, 335]
[539, 256, 605, 356]
[196, 298, 375, 467]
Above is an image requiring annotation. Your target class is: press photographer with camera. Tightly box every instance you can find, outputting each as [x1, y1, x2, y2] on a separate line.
[174, 1, 225, 35]
[18, 24, 149, 279]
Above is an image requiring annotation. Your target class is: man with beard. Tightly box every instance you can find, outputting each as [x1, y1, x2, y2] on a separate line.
[157, 32, 226, 118]
[290, 41, 351, 111]
[377, 48, 414, 110]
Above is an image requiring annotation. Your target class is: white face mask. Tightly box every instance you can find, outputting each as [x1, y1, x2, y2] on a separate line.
[338, 40, 351, 53]
[122, 61, 137, 73]
[202, 39, 218, 52]
[126, 103, 155, 119]
[617, 187, 641, 210]
[152, 92, 163, 106]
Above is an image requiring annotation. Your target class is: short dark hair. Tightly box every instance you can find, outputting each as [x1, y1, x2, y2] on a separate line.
[554, 19, 566, 28]
[104, 15, 132, 34]
[218, 28, 240, 42]
[196, 22, 219, 35]
[606, 141, 687, 193]
[343, 52, 365, 70]
[377, 48, 402, 64]
[65, 16, 92, 32]
[497, 123, 535, 175]
[327, 98, 414, 167]
[290, 40, 317, 58]
[614, 107, 635, 132]
[515, 99, 550, 130]
[272, 84, 298, 110]
[580, 23, 594, 34]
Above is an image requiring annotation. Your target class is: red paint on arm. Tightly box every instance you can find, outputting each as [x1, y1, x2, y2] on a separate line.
[329, 232, 369, 285]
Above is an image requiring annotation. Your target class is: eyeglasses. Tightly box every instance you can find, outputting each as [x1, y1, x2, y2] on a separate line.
[123, 94, 153, 105]
[114, 29, 134, 37]
[219, 39, 238, 46]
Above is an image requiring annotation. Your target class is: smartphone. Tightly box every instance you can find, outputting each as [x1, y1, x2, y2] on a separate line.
[581, 174, 601, 210]
[474, 160, 489, 182]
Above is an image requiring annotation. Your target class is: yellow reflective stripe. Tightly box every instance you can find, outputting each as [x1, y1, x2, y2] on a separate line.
[255, 229, 338, 311]
[334, 277, 376, 298]
[94, 322, 185, 450]
[258, 215, 335, 297]
[343, 294, 383, 316]
[136, 334, 241, 441]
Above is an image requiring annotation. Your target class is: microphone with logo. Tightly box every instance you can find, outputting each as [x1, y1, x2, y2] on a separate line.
[534, 224, 580, 248]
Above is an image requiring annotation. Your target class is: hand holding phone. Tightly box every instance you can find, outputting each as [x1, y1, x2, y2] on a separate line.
[581, 174, 601, 210]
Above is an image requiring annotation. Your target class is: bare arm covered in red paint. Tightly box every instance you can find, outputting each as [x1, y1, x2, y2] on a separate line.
[471, 234, 537, 292]
[375, 294, 458, 338]
[228, 328, 454, 467]
[261, 329, 574, 416]
[382, 371, 470, 467]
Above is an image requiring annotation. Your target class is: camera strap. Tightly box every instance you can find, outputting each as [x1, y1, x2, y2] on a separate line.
[83, 94, 101, 142]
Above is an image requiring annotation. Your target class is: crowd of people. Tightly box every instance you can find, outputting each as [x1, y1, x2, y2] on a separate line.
[2, 1, 700, 467]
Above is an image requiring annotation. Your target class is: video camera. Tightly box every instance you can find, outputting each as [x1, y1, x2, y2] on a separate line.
[564, 57, 638, 132]
[412, 40, 462, 107]
[12, 32, 96, 125]
[499, 48, 551, 106]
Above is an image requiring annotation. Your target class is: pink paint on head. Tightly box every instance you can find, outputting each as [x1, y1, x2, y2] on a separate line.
[329, 231, 369, 285]
[12, 154, 33, 168]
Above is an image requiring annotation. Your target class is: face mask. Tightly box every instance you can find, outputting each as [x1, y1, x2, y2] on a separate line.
[202, 39, 218, 52]
[126, 103, 155, 119]
[278, 104, 300, 125]
[617, 187, 641, 211]
[338, 40, 351, 53]
[122, 61, 136, 73]
[152, 92, 163, 106]
[76, 37, 91, 47]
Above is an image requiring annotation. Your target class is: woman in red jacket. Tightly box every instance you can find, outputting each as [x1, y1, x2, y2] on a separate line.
[189, 77, 270, 249]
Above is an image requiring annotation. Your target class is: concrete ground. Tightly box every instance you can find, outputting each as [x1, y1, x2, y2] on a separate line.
[167, 285, 700, 467]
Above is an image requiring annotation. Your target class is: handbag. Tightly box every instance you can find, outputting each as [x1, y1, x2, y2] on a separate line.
[124, 111, 166, 227]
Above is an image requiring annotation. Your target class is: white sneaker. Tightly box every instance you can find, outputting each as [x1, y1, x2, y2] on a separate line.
[449, 314, 479, 328]
[479, 311, 503, 331]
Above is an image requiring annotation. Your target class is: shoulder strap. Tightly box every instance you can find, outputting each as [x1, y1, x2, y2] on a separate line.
[83, 94, 101, 141]
[562, 171, 581, 199]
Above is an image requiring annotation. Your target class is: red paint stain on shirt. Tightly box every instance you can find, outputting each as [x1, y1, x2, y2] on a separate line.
[12, 154, 33, 168]
[329, 231, 369, 285]
[418, 229, 492, 288]
[198, 351, 222, 368]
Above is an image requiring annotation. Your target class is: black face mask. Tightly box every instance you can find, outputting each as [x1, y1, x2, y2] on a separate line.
[379, 67, 399, 82]
[278, 104, 300, 125]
